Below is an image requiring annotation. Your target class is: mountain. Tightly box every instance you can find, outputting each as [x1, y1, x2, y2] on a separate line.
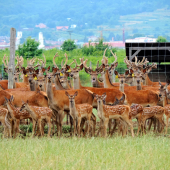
[0, 0, 169, 41]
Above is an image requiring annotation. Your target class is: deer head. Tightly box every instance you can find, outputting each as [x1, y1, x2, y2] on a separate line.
[65, 91, 78, 107]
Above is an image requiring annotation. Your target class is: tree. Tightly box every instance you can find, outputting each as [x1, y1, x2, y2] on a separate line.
[156, 36, 167, 42]
[61, 39, 77, 51]
[17, 37, 43, 58]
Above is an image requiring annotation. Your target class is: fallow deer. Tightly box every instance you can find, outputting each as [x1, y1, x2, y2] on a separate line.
[0, 107, 11, 138]
[20, 100, 55, 137]
[4, 96, 32, 138]
[93, 93, 134, 138]
[65, 91, 94, 137]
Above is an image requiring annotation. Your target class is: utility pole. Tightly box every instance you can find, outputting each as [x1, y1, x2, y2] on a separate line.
[67, 30, 73, 40]
[8, 28, 16, 89]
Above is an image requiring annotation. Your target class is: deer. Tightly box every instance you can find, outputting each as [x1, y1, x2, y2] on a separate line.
[93, 93, 134, 138]
[46, 71, 95, 136]
[157, 82, 170, 134]
[65, 91, 95, 137]
[0, 107, 11, 138]
[4, 96, 32, 138]
[20, 100, 55, 138]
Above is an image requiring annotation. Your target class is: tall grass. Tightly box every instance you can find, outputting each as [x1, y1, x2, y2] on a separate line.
[0, 135, 170, 170]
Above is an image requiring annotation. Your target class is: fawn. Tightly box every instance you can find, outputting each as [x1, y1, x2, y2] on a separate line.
[20, 100, 55, 137]
[0, 107, 11, 138]
[65, 91, 94, 137]
[93, 93, 134, 138]
[4, 96, 31, 138]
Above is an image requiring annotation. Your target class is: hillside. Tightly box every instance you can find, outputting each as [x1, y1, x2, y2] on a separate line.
[0, 0, 169, 41]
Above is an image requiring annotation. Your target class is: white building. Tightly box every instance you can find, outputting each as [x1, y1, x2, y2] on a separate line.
[126, 37, 157, 43]
[16, 31, 22, 49]
[38, 32, 45, 49]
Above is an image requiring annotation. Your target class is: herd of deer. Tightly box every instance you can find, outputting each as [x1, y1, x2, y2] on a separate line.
[0, 48, 170, 138]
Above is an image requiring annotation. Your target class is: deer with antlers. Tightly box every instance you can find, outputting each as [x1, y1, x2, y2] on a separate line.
[93, 93, 134, 137]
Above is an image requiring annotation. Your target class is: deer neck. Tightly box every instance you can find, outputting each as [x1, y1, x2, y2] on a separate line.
[163, 93, 169, 107]
[30, 81, 36, 91]
[54, 75, 65, 90]
[73, 74, 82, 89]
[69, 100, 77, 118]
[103, 70, 113, 88]
[23, 75, 29, 84]
[6, 103, 15, 119]
[46, 81, 54, 101]
[119, 83, 124, 92]
[97, 101, 104, 119]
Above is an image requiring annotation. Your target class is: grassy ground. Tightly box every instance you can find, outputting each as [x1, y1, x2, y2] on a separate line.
[0, 134, 170, 170]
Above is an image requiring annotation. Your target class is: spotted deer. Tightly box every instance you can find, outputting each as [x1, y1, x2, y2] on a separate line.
[20, 100, 55, 137]
[93, 93, 134, 138]
[4, 96, 32, 138]
[0, 108, 11, 138]
[65, 91, 94, 137]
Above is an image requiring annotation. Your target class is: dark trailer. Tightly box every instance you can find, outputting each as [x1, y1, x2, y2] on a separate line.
[125, 42, 170, 82]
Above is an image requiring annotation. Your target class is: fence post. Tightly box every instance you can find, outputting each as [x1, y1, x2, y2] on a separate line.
[8, 28, 16, 89]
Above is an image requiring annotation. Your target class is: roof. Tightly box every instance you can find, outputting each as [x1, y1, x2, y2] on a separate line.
[35, 23, 47, 28]
[125, 42, 170, 62]
[56, 26, 69, 30]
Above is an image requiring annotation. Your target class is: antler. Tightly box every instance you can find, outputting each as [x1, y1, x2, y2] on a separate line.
[110, 50, 117, 64]
[62, 53, 68, 68]
[53, 53, 59, 68]
[2, 54, 8, 68]
[38, 54, 46, 68]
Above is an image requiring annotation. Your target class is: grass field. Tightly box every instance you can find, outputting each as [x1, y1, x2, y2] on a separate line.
[0, 132, 170, 170]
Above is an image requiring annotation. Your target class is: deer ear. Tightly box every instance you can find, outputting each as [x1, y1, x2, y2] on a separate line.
[84, 67, 90, 74]
[143, 68, 147, 74]
[125, 70, 129, 75]
[35, 69, 39, 74]
[4, 97, 8, 102]
[10, 95, 14, 102]
[102, 92, 107, 99]
[74, 91, 78, 96]
[114, 70, 118, 75]
[4, 68, 8, 73]
[102, 64, 106, 69]
[21, 100, 25, 104]
[52, 67, 58, 74]
[16, 68, 20, 72]
[79, 64, 83, 70]
[26, 100, 29, 103]
[66, 65, 70, 70]
[65, 91, 69, 96]
[42, 68, 46, 73]
[23, 69, 27, 75]
[114, 62, 118, 68]
[47, 66, 50, 71]
[93, 93, 98, 98]
[130, 69, 133, 74]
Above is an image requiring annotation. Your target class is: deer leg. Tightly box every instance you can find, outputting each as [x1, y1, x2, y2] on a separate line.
[123, 117, 134, 137]
[73, 118, 76, 137]
[47, 118, 52, 138]
[38, 119, 42, 137]
[32, 120, 36, 138]
[157, 117, 165, 133]
[96, 119, 103, 137]
[77, 117, 81, 138]
[108, 119, 112, 135]
[58, 111, 65, 137]
[92, 115, 96, 137]
[165, 115, 169, 134]
[148, 118, 153, 131]
[69, 115, 73, 136]
[137, 119, 142, 136]
[103, 118, 109, 138]
[110, 119, 118, 136]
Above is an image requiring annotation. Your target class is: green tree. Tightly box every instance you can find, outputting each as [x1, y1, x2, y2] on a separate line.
[17, 37, 43, 58]
[156, 36, 167, 42]
[61, 39, 77, 51]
